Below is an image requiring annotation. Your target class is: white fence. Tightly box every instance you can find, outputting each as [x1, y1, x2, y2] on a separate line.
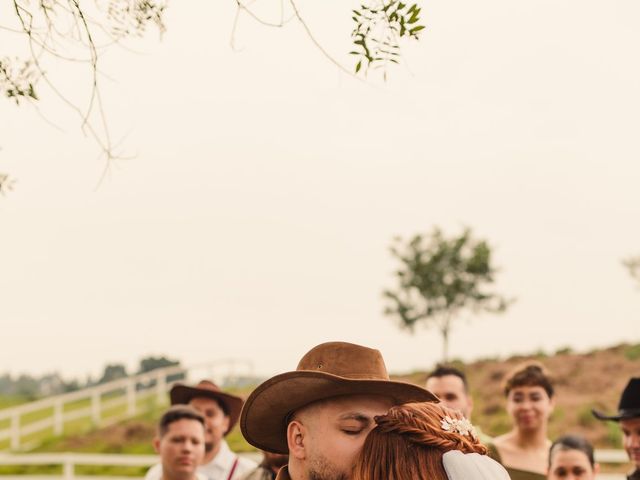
[0, 451, 628, 480]
[0, 453, 157, 480]
[0, 361, 255, 452]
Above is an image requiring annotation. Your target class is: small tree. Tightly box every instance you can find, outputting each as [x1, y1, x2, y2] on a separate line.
[623, 255, 640, 288]
[383, 227, 512, 362]
[97, 364, 128, 384]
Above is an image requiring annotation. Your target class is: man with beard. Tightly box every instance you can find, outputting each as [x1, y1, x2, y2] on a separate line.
[147, 380, 256, 480]
[240, 341, 439, 480]
[593, 378, 640, 480]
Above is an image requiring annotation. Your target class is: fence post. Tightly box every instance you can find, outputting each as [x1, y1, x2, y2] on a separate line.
[156, 370, 167, 404]
[54, 399, 64, 436]
[127, 378, 136, 417]
[91, 390, 101, 426]
[63, 454, 74, 480]
[10, 411, 20, 450]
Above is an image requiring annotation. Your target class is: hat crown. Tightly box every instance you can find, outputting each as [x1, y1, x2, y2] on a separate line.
[297, 342, 391, 381]
[619, 377, 640, 411]
[194, 380, 222, 393]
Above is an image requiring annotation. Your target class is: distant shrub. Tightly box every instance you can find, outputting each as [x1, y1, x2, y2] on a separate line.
[606, 421, 622, 448]
[482, 403, 502, 416]
[555, 346, 573, 355]
[485, 413, 511, 437]
[577, 404, 596, 428]
[624, 344, 640, 361]
[551, 406, 565, 422]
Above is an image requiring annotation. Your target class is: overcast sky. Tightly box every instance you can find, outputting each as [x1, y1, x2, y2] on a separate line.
[1, 0, 638, 381]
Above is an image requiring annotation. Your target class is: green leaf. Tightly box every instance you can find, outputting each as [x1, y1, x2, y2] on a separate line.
[355, 60, 362, 73]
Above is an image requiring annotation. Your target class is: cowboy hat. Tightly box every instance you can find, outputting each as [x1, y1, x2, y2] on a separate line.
[592, 377, 640, 421]
[170, 380, 244, 434]
[240, 341, 439, 453]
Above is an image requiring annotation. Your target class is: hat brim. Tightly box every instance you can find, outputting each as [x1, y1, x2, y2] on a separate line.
[170, 385, 243, 435]
[592, 407, 640, 422]
[240, 370, 439, 454]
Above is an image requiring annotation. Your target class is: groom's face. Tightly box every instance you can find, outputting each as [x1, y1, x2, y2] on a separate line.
[298, 394, 393, 480]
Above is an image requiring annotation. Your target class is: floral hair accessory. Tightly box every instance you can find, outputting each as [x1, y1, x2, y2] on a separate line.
[441, 416, 478, 440]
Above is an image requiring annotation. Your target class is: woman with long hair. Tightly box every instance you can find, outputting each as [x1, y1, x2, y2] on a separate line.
[488, 363, 556, 480]
[547, 435, 599, 480]
[352, 402, 509, 480]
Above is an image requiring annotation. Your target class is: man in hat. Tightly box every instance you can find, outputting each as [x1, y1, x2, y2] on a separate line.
[153, 405, 206, 480]
[240, 341, 439, 480]
[146, 380, 257, 480]
[593, 377, 640, 480]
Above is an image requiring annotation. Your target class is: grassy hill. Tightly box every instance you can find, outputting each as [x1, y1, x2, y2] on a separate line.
[395, 342, 640, 448]
[2, 341, 639, 467]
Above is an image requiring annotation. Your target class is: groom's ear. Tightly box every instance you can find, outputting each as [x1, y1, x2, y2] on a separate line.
[287, 420, 306, 460]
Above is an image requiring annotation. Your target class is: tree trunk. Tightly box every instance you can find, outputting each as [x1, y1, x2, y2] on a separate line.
[441, 322, 450, 363]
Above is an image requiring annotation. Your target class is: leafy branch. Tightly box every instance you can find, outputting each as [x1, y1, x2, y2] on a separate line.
[623, 255, 640, 287]
[0, 58, 39, 104]
[351, 0, 425, 79]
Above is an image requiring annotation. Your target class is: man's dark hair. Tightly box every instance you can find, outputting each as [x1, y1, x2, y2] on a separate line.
[158, 405, 205, 437]
[504, 363, 554, 398]
[427, 365, 469, 391]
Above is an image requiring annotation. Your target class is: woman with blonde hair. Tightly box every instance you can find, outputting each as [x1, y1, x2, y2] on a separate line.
[488, 363, 556, 480]
[352, 402, 509, 480]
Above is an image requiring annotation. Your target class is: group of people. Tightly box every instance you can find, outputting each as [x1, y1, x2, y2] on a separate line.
[147, 341, 640, 480]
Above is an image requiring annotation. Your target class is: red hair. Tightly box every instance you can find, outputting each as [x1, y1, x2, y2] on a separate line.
[352, 402, 487, 480]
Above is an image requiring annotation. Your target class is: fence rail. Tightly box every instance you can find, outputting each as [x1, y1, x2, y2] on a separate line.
[0, 360, 255, 453]
[0, 451, 628, 479]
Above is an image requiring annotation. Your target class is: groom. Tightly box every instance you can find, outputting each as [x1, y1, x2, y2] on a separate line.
[240, 341, 438, 480]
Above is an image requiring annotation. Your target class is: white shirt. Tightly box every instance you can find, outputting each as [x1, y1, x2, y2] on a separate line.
[146, 441, 257, 480]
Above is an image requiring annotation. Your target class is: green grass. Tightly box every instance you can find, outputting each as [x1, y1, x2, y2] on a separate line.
[0, 391, 169, 452]
[624, 343, 640, 361]
[0, 395, 31, 409]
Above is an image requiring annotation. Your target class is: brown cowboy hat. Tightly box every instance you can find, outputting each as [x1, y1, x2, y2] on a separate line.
[170, 380, 244, 435]
[240, 341, 439, 453]
[592, 377, 640, 422]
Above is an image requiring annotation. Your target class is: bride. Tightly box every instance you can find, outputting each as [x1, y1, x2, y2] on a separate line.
[352, 401, 510, 480]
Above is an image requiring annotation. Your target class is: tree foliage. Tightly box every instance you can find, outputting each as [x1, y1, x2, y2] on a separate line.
[97, 363, 128, 384]
[383, 227, 512, 362]
[351, 1, 424, 79]
[138, 355, 179, 374]
[623, 255, 640, 287]
[0, 0, 425, 187]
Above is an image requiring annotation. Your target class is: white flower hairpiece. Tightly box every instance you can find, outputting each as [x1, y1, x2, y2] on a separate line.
[440, 416, 478, 440]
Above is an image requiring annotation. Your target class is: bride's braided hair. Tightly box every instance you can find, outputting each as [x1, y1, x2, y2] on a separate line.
[352, 402, 487, 480]
[374, 402, 487, 454]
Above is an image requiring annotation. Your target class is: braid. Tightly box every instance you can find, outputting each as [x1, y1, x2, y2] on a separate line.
[374, 403, 487, 455]
[353, 402, 489, 480]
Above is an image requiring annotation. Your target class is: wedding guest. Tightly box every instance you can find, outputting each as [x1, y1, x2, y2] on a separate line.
[488, 363, 555, 480]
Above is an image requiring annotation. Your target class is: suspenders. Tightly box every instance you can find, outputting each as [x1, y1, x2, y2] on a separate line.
[226, 457, 239, 480]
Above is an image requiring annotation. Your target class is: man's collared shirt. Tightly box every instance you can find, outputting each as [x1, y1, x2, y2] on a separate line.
[146, 440, 256, 480]
[274, 466, 291, 480]
[628, 468, 640, 480]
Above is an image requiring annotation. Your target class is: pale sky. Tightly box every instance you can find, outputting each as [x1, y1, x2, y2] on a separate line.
[1, 0, 639, 381]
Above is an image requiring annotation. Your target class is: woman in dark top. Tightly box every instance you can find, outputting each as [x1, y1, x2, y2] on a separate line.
[488, 363, 555, 480]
